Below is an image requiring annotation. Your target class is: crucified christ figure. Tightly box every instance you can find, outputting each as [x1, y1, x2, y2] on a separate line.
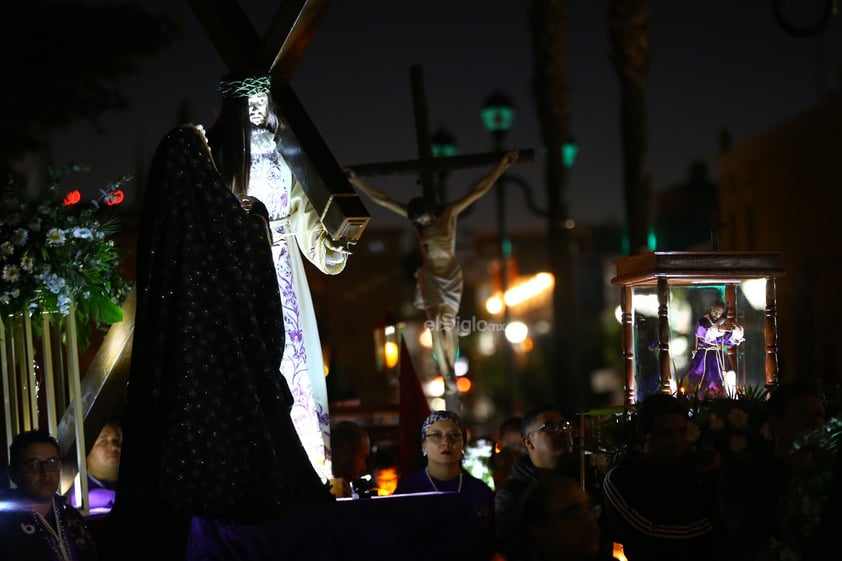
[346, 150, 518, 410]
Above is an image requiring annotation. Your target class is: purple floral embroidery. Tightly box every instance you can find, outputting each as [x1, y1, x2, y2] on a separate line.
[248, 143, 331, 476]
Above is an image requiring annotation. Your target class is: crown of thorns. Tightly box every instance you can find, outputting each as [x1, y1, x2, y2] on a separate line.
[217, 75, 272, 98]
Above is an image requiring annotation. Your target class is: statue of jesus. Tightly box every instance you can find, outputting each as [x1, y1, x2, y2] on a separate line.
[346, 150, 518, 410]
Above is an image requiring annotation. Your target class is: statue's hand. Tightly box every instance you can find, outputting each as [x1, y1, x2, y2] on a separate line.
[325, 237, 356, 256]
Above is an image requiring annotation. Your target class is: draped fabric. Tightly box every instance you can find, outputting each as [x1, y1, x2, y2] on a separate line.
[413, 226, 463, 314]
[116, 125, 331, 523]
[684, 316, 744, 397]
[247, 129, 348, 481]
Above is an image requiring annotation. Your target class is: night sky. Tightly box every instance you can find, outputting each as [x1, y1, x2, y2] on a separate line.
[52, 1, 842, 234]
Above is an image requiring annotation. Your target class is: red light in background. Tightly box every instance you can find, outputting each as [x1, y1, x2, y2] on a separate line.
[105, 190, 124, 206]
[63, 190, 81, 206]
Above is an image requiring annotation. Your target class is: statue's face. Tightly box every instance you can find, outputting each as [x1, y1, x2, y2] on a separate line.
[412, 212, 434, 228]
[248, 94, 269, 126]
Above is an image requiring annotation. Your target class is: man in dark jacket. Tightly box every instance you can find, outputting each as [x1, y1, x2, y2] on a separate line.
[601, 393, 724, 561]
[494, 405, 578, 560]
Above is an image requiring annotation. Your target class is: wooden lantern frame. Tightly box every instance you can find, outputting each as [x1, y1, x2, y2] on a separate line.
[610, 251, 785, 405]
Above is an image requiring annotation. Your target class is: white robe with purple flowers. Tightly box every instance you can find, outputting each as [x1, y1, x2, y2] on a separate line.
[247, 130, 347, 481]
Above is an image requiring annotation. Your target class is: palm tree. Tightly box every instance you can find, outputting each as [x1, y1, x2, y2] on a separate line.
[608, 0, 652, 255]
[529, 0, 583, 408]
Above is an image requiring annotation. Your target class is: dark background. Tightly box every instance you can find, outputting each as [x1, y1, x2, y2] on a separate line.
[50, 1, 842, 232]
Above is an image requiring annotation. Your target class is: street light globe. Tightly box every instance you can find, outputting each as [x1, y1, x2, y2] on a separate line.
[426, 376, 445, 397]
[431, 126, 458, 158]
[486, 295, 503, 315]
[562, 136, 579, 168]
[481, 90, 515, 133]
[504, 321, 529, 344]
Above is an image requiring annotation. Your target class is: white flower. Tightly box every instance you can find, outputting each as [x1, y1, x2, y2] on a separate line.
[2, 264, 21, 282]
[11, 228, 28, 246]
[20, 256, 34, 272]
[729, 434, 748, 453]
[728, 408, 749, 429]
[1, 242, 13, 256]
[71, 227, 93, 239]
[687, 421, 701, 443]
[46, 228, 66, 246]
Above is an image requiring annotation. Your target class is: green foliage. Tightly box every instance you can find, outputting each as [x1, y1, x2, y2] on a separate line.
[583, 390, 776, 469]
[0, 0, 181, 168]
[0, 165, 132, 349]
[780, 417, 842, 558]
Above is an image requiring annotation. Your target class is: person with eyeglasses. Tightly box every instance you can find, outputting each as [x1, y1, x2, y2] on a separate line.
[393, 410, 495, 560]
[494, 405, 580, 561]
[0, 429, 99, 561]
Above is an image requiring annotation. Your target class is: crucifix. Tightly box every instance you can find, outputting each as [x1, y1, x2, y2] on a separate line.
[346, 64, 533, 414]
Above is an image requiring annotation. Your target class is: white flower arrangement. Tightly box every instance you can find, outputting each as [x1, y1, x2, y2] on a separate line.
[0, 165, 131, 347]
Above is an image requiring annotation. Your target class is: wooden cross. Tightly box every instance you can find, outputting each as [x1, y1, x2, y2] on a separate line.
[188, 0, 370, 241]
[345, 64, 534, 204]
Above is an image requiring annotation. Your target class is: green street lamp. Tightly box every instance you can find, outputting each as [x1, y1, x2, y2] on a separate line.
[482, 90, 517, 408]
[431, 127, 458, 158]
[481, 90, 515, 148]
[562, 136, 579, 168]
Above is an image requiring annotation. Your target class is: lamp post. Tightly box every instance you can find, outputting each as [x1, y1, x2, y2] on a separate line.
[431, 126, 457, 205]
[481, 90, 517, 411]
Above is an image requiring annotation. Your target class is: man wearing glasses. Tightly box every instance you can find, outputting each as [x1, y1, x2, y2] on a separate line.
[0, 429, 98, 561]
[494, 405, 579, 561]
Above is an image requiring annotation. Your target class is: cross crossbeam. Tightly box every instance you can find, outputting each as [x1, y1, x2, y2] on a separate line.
[346, 65, 533, 203]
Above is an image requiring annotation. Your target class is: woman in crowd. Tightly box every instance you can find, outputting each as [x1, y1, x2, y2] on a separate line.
[394, 410, 495, 560]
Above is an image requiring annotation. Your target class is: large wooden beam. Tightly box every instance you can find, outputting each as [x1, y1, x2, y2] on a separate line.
[344, 149, 535, 177]
[410, 65, 436, 201]
[263, 0, 332, 80]
[187, 0, 260, 70]
[272, 81, 370, 241]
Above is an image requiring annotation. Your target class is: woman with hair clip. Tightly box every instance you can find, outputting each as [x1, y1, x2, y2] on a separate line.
[393, 410, 495, 561]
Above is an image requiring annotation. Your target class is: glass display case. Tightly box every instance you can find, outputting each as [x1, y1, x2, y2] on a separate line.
[611, 252, 785, 405]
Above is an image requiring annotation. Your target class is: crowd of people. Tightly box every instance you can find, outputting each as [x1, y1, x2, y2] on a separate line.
[1, 380, 839, 561]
